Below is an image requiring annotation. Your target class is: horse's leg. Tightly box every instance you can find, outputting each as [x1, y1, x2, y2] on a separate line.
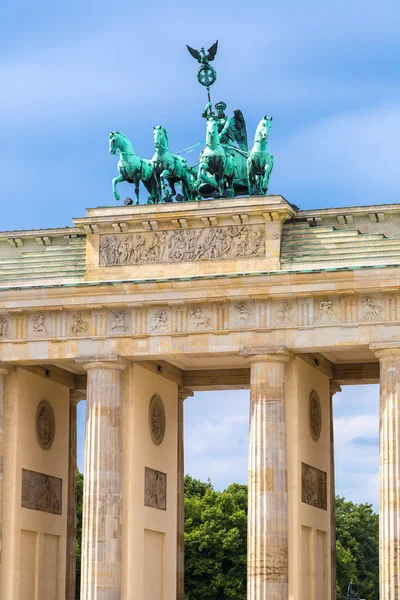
[112, 174, 125, 201]
[134, 177, 140, 205]
[262, 156, 275, 194]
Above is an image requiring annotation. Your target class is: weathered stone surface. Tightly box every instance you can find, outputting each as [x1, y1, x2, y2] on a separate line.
[246, 352, 291, 600]
[148, 395, 166, 445]
[374, 349, 400, 600]
[80, 358, 127, 600]
[144, 467, 167, 511]
[35, 400, 55, 450]
[21, 469, 62, 515]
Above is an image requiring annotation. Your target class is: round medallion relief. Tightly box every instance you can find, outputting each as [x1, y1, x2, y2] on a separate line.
[149, 395, 166, 446]
[309, 391, 321, 442]
[35, 400, 55, 450]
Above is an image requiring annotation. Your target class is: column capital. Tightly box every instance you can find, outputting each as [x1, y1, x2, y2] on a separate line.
[370, 343, 400, 360]
[178, 387, 194, 402]
[0, 362, 12, 377]
[240, 346, 294, 365]
[76, 354, 130, 372]
[330, 381, 341, 397]
[70, 389, 85, 404]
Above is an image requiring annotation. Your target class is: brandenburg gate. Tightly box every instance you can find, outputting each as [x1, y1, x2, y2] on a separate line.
[0, 195, 398, 599]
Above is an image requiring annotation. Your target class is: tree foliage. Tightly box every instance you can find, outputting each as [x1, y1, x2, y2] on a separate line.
[76, 469, 84, 599]
[184, 475, 247, 600]
[335, 496, 379, 599]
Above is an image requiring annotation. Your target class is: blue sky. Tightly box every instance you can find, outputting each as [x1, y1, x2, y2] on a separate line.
[3, 0, 395, 508]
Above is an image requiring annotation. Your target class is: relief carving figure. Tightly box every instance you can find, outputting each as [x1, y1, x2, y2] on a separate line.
[319, 301, 336, 322]
[71, 312, 89, 334]
[0, 317, 9, 337]
[309, 391, 322, 442]
[276, 302, 293, 323]
[144, 467, 167, 510]
[151, 310, 169, 331]
[32, 315, 47, 335]
[363, 296, 384, 319]
[99, 225, 264, 266]
[190, 307, 212, 329]
[301, 463, 327, 510]
[234, 303, 252, 324]
[21, 469, 62, 515]
[110, 311, 127, 332]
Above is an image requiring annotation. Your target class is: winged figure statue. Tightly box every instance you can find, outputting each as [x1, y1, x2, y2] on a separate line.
[186, 41, 218, 65]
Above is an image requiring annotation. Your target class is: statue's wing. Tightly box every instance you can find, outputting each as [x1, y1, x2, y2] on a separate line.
[232, 109, 248, 152]
[186, 45, 202, 63]
[206, 40, 218, 62]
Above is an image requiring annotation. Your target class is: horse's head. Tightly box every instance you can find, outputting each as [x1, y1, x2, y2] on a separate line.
[255, 116, 273, 143]
[206, 117, 219, 146]
[153, 126, 168, 151]
[109, 131, 123, 155]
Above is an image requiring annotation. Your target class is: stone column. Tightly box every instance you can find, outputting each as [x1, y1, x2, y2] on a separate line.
[374, 349, 400, 600]
[66, 391, 84, 600]
[79, 356, 128, 600]
[244, 348, 291, 600]
[0, 366, 9, 590]
[330, 382, 341, 600]
[177, 387, 193, 600]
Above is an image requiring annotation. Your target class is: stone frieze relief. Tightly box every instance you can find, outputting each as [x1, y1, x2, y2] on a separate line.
[0, 292, 396, 342]
[21, 469, 62, 515]
[99, 225, 265, 266]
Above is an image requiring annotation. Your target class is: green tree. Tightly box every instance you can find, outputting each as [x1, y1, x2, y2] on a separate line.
[335, 496, 379, 598]
[184, 475, 247, 600]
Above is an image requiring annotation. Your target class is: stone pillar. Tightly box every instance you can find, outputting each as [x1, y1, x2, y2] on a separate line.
[0, 366, 9, 589]
[66, 391, 84, 600]
[177, 387, 193, 600]
[79, 356, 128, 600]
[374, 349, 400, 600]
[244, 348, 291, 600]
[330, 382, 341, 600]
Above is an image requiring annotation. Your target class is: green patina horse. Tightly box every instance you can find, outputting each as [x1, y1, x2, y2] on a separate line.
[152, 126, 198, 202]
[246, 116, 274, 196]
[198, 117, 236, 198]
[109, 131, 159, 204]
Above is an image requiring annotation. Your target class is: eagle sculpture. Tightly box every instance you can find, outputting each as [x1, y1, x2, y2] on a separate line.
[186, 41, 218, 64]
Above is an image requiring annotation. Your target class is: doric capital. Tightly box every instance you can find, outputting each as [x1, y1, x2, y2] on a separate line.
[330, 381, 341, 397]
[370, 343, 400, 360]
[76, 354, 130, 372]
[178, 387, 194, 402]
[240, 346, 294, 365]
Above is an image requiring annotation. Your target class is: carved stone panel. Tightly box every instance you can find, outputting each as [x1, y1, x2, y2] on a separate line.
[35, 400, 55, 450]
[21, 469, 62, 515]
[149, 395, 166, 445]
[309, 391, 321, 442]
[99, 225, 265, 266]
[144, 467, 167, 511]
[301, 462, 327, 510]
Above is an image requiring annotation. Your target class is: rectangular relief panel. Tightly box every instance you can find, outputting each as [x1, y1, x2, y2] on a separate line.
[144, 467, 167, 511]
[301, 463, 327, 511]
[144, 529, 164, 600]
[99, 225, 265, 266]
[301, 526, 312, 600]
[20, 529, 38, 600]
[21, 469, 62, 515]
[43, 534, 59, 600]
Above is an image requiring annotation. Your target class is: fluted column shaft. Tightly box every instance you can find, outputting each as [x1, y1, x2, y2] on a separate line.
[177, 388, 193, 600]
[80, 358, 127, 600]
[0, 367, 9, 590]
[246, 350, 291, 600]
[66, 392, 83, 600]
[330, 382, 341, 600]
[375, 350, 400, 600]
